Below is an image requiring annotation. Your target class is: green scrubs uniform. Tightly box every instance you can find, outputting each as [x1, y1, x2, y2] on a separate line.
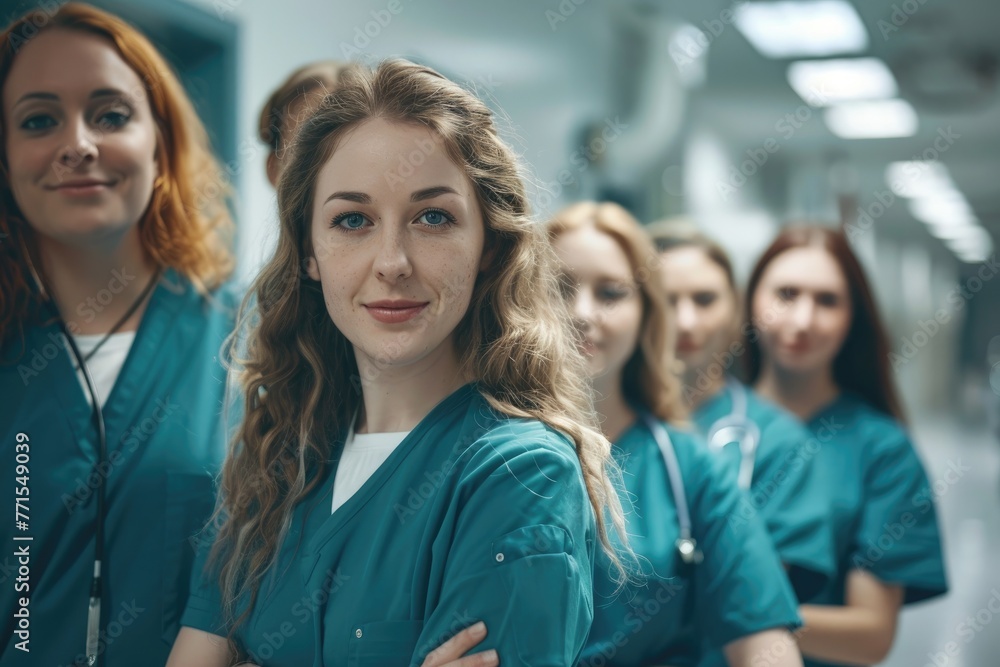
[182, 383, 597, 667]
[692, 379, 836, 601]
[581, 418, 800, 667]
[0, 272, 238, 666]
[802, 392, 948, 667]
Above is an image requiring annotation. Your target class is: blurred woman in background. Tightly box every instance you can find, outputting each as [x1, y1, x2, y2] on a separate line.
[0, 4, 237, 665]
[550, 202, 803, 667]
[649, 221, 835, 608]
[258, 60, 354, 187]
[745, 225, 949, 666]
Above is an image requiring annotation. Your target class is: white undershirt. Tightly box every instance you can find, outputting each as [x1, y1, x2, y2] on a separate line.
[331, 417, 410, 514]
[71, 331, 136, 408]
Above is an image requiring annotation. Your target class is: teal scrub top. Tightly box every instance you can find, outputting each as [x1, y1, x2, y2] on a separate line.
[0, 272, 238, 667]
[580, 418, 800, 667]
[692, 379, 836, 602]
[182, 384, 597, 666]
[802, 393, 948, 667]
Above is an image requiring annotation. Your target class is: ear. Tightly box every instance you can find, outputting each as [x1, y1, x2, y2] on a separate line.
[266, 152, 280, 188]
[305, 256, 320, 281]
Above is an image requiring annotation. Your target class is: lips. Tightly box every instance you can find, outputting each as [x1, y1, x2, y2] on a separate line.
[48, 178, 116, 196]
[363, 300, 429, 324]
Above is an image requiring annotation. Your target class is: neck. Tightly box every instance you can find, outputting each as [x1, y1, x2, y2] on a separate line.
[592, 372, 636, 443]
[682, 364, 726, 411]
[754, 361, 839, 420]
[354, 338, 470, 433]
[37, 226, 158, 336]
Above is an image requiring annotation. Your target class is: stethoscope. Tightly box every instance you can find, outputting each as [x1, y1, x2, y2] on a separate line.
[42, 270, 160, 667]
[640, 412, 704, 575]
[705, 378, 761, 492]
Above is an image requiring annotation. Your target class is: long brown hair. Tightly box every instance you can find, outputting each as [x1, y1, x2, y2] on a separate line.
[744, 225, 904, 421]
[0, 3, 234, 344]
[547, 202, 687, 424]
[214, 59, 628, 639]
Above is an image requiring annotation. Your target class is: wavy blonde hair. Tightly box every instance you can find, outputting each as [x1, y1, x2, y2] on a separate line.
[0, 3, 234, 344]
[547, 202, 687, 424]
[213, 59, 628, 640]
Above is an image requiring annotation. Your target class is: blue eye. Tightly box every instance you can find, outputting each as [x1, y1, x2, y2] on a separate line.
[21, 115, 56, 131]
[332, 212, 369, 231]
[417, 209, 454, 227]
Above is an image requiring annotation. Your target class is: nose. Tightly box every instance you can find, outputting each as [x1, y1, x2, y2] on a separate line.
[373, 223, 413, 283]
[572, 288, 598, 333]
[675, 298, 697, 333]
[790, 296, 816, 330]
[56, 117, 98, 173]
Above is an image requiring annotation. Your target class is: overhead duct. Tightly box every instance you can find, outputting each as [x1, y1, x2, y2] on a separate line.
[598, 9, 697, 186]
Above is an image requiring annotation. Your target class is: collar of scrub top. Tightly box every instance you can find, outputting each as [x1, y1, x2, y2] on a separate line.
[638, 411, 704, 571]
[706, 377, 761, 491]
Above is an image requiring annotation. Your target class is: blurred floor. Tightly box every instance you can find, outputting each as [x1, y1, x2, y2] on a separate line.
[883, 411, 1000, 667]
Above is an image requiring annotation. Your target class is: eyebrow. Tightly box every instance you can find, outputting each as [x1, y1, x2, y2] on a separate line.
[13, 88, 131, 108]
[323, 185, 460, 206]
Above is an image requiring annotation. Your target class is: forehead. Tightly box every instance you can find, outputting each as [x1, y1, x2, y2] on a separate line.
[761, 246, 848, 292]
[554, 225, 633, 280]
[315, 118, 471, 197]
[3, 29, 148, 109]
[659, 246, 730, 289]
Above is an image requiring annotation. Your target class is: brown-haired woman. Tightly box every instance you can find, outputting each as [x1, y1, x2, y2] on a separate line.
[258, 60, 354, 187]
[745, 225, 948, 666]
[168, 59, 626, 666]
[0, 3, 237, 666]
[549, 202, 804, 667]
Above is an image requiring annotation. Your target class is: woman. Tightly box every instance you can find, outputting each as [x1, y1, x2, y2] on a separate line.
[0, 4, 237, 666]
[168, 60, 626, 666]
[258, 60, 354, 187]
[744, 225, 948, 666]
[549, 202, 803, 667]
[650, 223, 835, 605]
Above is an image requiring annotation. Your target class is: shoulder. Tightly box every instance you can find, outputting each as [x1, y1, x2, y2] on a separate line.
[458, 410, 583, 482]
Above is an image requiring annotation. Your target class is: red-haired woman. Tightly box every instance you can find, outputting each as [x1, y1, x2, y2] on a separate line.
[0, 4, 237, 666]
[744, 225, 948, 666]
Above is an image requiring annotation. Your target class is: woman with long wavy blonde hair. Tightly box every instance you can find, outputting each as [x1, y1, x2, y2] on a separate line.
[170, 59, 626, 667]
[0, 3, 236, 666]
[548, 202, 804, 667]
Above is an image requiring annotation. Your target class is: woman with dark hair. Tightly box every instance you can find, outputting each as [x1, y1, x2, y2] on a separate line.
[649, 222, 834, 604]
[168, 59, 626, 666]
[744, 225, 948, 666]
[550, 202, 804, 667]
[0, 3, 237, 665]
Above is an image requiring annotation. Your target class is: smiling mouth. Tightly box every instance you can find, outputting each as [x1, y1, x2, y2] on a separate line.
[49, 180, 116, 195]
[363, 302, 429, 324]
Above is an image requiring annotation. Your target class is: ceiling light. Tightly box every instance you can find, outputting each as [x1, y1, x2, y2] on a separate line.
[734, 0, 868, 59]
[788, 58, 897, 106]
[824, 99, 918, 139]
[886, 161, 955, 198]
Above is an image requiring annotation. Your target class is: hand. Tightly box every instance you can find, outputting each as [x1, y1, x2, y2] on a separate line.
[421, 621, 498, 667]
